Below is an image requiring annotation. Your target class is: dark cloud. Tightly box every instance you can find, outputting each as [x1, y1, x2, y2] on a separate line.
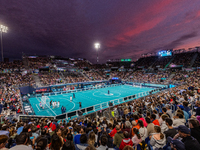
[162, 32, 198, 49]
[1, 0, 200, 63]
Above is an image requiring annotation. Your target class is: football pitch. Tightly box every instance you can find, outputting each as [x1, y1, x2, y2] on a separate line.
[28, 85, 157, 116]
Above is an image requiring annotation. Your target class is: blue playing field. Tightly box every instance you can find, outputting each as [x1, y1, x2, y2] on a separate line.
[28, 85, 156, 116]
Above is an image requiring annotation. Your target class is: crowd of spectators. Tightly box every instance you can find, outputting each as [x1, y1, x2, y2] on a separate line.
[171, 52, 196, 67]
[0, 73, 35, 87]
[38, 71, 90, 86]
[27, 57, 52, 70]
[0, 86, 23, 117]
[39, 72, 62, 86]
[135, 56, 158, 69]
[0, 61, 25, 72]
[83, 71, 105, 81]
[1, 53, 200, 149]
[0, 70, 199, 150]
[127, 71, 170, 84]
[193, 53, 200, 67]
[63, 72, 89, 83]
[152, 57, 173, 69]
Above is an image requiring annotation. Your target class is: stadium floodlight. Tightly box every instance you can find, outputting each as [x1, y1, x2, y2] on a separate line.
[0, 25, 8, 62]
[94, 43, 100, 63]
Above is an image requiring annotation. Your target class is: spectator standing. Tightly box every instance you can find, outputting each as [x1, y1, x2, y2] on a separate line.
[131, 121, 140, 137]
[75, 134, 89, 150]
[131, 128, 142, 147]
[35, 137, 48, 150]
[164, 118, 177, 139]
[97, 135, 109, 150]
[119, 131, 133, 150]
[121, 121, 132, 138]
[74, 126, 82, 144]
[138, 120, 147, 141]
[87, 131, 96, 148]
[145, 117, 155, 136]
[138, 114, 148, 127]
[62, 140, 75, 150]
[9, 133, 33, 150]
[166, 105, 173, 118]
[113, 125, 124, 149]
[160, 114, 168, 133]
[50, 134, 63, 150]
[151, 114, 160, 126]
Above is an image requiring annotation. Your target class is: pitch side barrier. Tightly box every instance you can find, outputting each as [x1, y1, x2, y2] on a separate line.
[55, 87, 163, 120]
[125, 81, 170, 89]
[18, 115, 55, 122]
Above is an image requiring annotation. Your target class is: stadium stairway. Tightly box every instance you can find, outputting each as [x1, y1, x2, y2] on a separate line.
[190, 52, 198, 67]
[165, 73, 175, 84]
[95, 70, 105, 79]
[58, 72, 66, 84]
[164, 55, 176, 69]
[33, 74, 43, 87]
[147, 57, 159, 70]
[81, 71, 92, 81]
[22, 54, 29, 70]
[124, 69, 136, 81]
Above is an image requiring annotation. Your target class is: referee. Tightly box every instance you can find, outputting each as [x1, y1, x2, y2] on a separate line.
[79, 102, 82, 109]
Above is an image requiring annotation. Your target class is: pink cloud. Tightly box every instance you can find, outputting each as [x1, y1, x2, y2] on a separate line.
[106, 0, 177, 48]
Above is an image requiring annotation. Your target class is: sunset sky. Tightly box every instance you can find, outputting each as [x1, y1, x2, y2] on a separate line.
[1, 0, 200, 63]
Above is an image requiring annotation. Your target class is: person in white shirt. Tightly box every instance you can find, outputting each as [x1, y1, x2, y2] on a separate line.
[70, 96, 72, 102]
[138, 120, 148, 141]
[39, 102, 43, 109]
[10, 132, 33, 150]
[53, 101, 55, 108]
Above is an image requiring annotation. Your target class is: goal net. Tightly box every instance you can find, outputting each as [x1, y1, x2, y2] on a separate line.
[41, 96, 50, 109]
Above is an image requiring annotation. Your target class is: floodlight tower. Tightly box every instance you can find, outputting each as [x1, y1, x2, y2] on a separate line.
[94, 43, 100, 64]
[0, 25, 8, 62]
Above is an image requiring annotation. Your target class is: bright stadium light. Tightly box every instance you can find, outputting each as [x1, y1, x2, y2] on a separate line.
[0, 24, 8, 62]
[94, 43, 100, 63]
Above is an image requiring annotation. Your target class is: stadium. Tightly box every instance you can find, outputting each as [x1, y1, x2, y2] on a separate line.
[1, 1, 200, 150]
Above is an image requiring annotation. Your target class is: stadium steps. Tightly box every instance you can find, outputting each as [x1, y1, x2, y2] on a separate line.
[58, 72, 66, 84]
[81, 71, 92, 81]
[124, 69, 136, 81]
[164, 55, 176, 69]
[33, 74, 43, 87]
[190, 52, 198, 67]
[147, 57, 159, 70]
[22, 54, 29, 70]
[165, 73, 175, 83]
[95, 70, 105, 79]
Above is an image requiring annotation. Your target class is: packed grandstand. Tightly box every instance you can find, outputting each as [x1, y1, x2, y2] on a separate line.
[0, 50, 200, 150]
